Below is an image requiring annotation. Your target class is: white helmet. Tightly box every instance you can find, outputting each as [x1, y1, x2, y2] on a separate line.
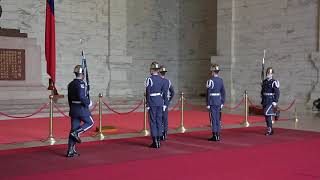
[73, 65, 84, 74]
[210, 64, 220, 73]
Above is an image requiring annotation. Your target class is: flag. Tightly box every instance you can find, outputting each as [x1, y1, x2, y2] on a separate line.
[81, 50, 90, 99]
[45, 0, 56, 90]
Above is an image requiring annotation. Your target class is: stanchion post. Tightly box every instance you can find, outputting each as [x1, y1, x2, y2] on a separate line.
[45, 95, 56, 145]
[294, 106, 298, 123]
[241, 90, 250, 127]
[177, 91, 186, 133]
[140, 93, 150, 136]
[95, 93, 105, 140]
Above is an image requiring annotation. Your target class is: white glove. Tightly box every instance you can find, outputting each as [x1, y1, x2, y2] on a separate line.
[89, 100, 93, 108]
[206, 105, 210, 110]
[147, 106, 150, 110]
[163, 105, 167, 111]
[272, 102, 277, 107]
[221, 104, 224, 109]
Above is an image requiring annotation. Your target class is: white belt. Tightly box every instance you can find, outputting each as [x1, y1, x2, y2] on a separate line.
[71, 101, 81, 104]
[263, 93, 274, 96]
[149, 93, 161, 97]
[209, 93, 220, 96]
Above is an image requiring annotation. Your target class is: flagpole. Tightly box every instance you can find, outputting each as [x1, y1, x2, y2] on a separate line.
[45, 0, 58, 95]
[80, 39, 90, 100]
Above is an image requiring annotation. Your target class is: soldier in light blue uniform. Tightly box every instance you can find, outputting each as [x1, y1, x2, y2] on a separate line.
[145, 62, 168, 148]
[206, 64, 225, 141]
[66, 65, 94, 157]
[159, 65, 175, 141]
[261, 67, 280, 136]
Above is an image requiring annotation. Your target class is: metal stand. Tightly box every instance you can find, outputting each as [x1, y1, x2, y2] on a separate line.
[45, 95, 56, 145]
[95, 93, 105, 140]
[241, 90, 250, 127]
[140, 93, 150, 136]
[177, 92, 186, 133]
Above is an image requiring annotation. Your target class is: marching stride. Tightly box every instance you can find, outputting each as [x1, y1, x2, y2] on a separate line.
[66, 65, 94, 157]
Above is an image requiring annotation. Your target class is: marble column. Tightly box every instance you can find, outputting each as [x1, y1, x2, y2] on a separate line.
[308, 1, 320, 105]
[107, 0, 133, 97]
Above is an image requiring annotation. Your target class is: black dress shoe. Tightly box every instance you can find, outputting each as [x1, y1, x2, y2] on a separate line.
[208, 132, 218, 141]
[265, 130, 274, 136]
[156, 136, 161, 148]
[70, 131, 81, 143]
[163, 132, 168, 141]
[216, 132, 221, 141]
[66, 152, 75, 157]
[73, 151, 80, 156]
[149, 142, 158, 148]
[208, 136, 218, 141]
[66, 150, 80, 157]
[149, 137, 160, 148]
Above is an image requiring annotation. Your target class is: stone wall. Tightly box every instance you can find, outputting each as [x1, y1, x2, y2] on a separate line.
[127, 0, 216, 97]
[3, 0, 319, 110]
[127, 0, 180, 96]
[0, 0, 215, 99]
[178, 0, 217, 96]
[0, 0, 110, 96]
[214, 0, 318, 109]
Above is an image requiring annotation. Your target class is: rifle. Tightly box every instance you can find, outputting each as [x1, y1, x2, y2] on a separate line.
[80, 39, 90, 100]
[261, 49, 266, 84]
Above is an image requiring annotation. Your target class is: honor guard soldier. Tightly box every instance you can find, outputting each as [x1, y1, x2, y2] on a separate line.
[145, 62, 168, 148]
[261, 67, 280, 136]
[66, 65, 94, 157]
[159, 65, 175, 141]
[206, 64, 225, 141]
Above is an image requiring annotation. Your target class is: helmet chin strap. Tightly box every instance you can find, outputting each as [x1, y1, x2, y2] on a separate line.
[267, 74, 273, 79]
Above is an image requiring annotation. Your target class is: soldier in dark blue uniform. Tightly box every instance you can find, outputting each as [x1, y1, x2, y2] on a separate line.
[261, 67, 280, 136]
[159, 65, 175, 141]
[206, 64, 225, 141]
[145, 62, 168, 148]
[66, 65, 94, 157]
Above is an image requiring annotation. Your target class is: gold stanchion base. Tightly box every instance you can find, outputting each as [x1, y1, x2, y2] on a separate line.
[294, 121, 299, 129]
[241, 121, 250, 127]
[95, 126, 117, 133]
[44, 136, 56, 145]
[177, 126, 187, 133]
[95, 132, 105, 140]
[140, 129, 150, 136]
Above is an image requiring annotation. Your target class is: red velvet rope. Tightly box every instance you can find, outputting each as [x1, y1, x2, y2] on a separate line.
[169, 98, 181, 111]
[53, 103, 69, 118]
[102, 100, 143, 115]
[224, 97, 245, 110]
[53, 101, 98, 118]
[183, 97, 245, 111]
[184, 98, 205, 110]
[247, 97, 296, 112]
[247, 98, 261, 108]
[89, 101, 98, 112]
[277, 100, 296, 111]
[0, 103, 49, 119]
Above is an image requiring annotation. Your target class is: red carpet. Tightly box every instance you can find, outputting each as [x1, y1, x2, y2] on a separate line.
[0, 110, 267, 144]
[0, 127, 319, 180]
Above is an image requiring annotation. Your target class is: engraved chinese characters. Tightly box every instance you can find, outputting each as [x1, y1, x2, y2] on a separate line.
[0, 49, 25, 80]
